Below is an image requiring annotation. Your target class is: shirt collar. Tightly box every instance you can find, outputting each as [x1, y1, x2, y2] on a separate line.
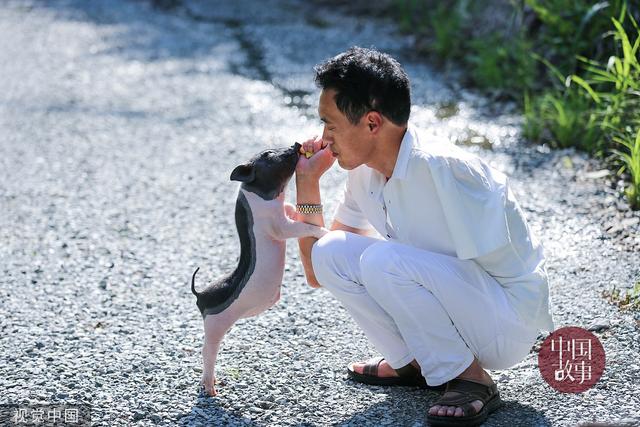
[388, 124, 415, 181]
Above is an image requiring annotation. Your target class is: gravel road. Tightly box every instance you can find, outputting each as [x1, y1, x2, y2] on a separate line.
[1, 0, 639, 426]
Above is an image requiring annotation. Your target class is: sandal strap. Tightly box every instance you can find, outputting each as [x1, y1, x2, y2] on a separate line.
[434, 378, 499, 416]
[362, 357, 384, 377]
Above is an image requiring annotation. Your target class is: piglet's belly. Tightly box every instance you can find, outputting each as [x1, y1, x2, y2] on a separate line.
[237, 273, 284, 317]
[234, 241, 286, 318]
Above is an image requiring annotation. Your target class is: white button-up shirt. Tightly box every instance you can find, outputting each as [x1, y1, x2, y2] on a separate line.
[334, 125, 554, 332]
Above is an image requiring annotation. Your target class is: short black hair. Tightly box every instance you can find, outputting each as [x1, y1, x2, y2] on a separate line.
[314, 47, 411, 126]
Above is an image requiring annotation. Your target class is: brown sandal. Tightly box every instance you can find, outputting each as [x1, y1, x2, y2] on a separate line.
[426, 378, 503, 426]
[347, 356, 444, 390]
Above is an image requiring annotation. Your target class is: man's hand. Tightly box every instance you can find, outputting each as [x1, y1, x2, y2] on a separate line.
[296, 136, 335, 180]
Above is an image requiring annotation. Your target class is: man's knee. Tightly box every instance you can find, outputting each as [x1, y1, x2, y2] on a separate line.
[359, 241, 397, 294]
[311, 230, 349, 287]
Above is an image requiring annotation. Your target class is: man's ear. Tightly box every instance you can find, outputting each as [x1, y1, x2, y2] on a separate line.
[230, 163, 255, 183]
[366, 111, 382, 133]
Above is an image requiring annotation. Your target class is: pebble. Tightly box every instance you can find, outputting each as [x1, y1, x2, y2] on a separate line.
[132, 411, 146, 421]
[588, 319, 611, 332]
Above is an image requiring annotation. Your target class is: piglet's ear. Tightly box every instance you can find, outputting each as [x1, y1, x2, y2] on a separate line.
[230, 163, 255, 183]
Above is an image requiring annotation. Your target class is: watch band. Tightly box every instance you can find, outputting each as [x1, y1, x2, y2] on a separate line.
[295, 203, 323, 215]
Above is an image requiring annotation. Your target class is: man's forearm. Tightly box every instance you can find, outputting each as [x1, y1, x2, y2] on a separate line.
[296, 176, 324, 287]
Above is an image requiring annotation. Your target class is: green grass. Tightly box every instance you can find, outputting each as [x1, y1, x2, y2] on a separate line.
[613, 128, 640, 209]
[429, 2, 463, 59]
[523, 88, 601, 151]
[567, 15, 640, 206]
[523, 91, 543, 142]
[602, 281, 640, 311]
[390, 0, 640, 210]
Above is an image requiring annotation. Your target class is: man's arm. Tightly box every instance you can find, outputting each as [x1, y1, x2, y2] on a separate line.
[294, 136, 374, 287]
[295, 174, 322, 288]
[295, 189, 372, 288]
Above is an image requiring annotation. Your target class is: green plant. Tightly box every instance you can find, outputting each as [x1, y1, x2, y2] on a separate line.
[468, 35, 508, 89]
[525, 0, 631, 77]
[613, 127, 640, 209]
[533, 89, 601, 151]
[564, 15, 640, 201]
[571, 16, 640, 132]
[523, 91, 544, 142]
[429, 2, 464, 59]
[394, 0, 432, 34]
[602, 281, 640, 310]
[467, 34, 535, 96]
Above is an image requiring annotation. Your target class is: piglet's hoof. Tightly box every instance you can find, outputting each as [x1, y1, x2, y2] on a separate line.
[201, 380, 217, 396]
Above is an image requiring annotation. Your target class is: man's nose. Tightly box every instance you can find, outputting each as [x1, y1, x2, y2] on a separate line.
[321, 128, 332, 144]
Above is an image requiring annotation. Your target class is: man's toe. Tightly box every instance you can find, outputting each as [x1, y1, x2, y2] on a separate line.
[349, 362, 364, 375]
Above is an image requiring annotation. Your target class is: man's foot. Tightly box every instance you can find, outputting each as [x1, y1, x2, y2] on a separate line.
[428, 358, 493, 418]
[346, 357, 434, 388]
[349, 358, 418, 378]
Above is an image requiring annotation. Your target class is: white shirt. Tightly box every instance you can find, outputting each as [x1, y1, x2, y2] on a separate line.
[334, 125, 554, 332]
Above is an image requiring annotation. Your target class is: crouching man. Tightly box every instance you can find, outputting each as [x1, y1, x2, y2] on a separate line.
[292, 47, 554, 426]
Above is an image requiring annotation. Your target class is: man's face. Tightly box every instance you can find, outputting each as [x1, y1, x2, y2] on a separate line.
[318, 89, 373, 170]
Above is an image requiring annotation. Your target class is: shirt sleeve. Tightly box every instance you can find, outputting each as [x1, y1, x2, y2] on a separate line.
[333, 176, 374, 230]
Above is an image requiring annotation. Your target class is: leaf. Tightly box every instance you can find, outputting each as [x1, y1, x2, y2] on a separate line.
[577, 2, 610, 42]
[532, 52, 566, 85]
[570, 75, 602, 103]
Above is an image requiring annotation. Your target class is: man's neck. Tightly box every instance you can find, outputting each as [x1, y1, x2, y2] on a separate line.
[366, 126, 407, 179]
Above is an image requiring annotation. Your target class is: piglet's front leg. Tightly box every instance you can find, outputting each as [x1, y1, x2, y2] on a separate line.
[273, 204, 328, 240]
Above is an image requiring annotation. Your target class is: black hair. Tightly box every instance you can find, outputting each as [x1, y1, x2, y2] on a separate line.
[314, 47, 411, 126]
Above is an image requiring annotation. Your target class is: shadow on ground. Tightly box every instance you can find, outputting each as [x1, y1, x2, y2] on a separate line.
[180, 394, 261, 426]
[335, 397, 550, 427]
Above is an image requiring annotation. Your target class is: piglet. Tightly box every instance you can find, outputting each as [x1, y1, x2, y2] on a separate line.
[191, 142, 327, 396]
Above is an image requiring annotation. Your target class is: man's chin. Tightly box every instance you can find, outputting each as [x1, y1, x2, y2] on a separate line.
[336, 158, 354, 170]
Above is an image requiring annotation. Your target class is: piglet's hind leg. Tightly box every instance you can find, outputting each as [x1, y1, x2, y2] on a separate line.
[201, 312, 236, 396]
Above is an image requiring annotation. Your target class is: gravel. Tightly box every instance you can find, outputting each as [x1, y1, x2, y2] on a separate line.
[1, 0, 639, 426]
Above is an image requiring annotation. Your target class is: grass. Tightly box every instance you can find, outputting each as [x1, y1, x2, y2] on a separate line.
[567, 15, 640, 205]
[602, 281, 640, 311]
[428, 2, 463, 59]
[613, 128, 640, 209]
[391, 0, 640, 210]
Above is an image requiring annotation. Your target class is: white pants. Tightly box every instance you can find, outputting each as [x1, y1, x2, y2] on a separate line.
[311, 231, 539, 386]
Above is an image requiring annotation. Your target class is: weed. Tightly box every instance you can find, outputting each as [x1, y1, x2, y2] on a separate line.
[527, 89, 601, 151]
[613, 127, 640, 209]
[429, 2, 463, 59]
[224, 367, 241, 380]
[567, 15, 640, 202]
[523, 91, 544, 142]
[602, 281, 640, 311]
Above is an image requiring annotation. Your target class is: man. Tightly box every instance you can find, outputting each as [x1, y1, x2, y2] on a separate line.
[292, 47, 554, 426]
